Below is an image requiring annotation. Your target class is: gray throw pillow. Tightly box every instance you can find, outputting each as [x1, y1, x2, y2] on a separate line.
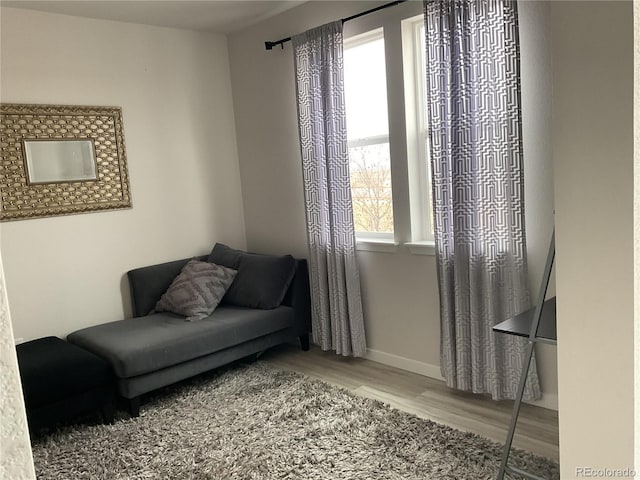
[154, 260, 237, 322]
[208, 243, 296, 309]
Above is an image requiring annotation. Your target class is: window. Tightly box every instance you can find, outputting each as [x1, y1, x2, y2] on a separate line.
[344, 29, 394, 239]
[404, 18, 434, 243]
[343, 14, 434, 251]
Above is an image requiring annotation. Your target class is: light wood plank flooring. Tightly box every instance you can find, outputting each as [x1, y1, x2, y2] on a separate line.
[261, 343, 559, 462]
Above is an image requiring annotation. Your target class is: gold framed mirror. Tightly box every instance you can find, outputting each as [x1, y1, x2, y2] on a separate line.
[0, 104, 132, 221]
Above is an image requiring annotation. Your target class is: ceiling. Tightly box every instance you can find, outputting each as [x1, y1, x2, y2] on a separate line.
[0, 0, 305, 34]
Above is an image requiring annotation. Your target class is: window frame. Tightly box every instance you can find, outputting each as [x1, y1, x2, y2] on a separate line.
[342, 5, 435, 254]
[344, 28, 395, 242]
[403, 15, 434, 244]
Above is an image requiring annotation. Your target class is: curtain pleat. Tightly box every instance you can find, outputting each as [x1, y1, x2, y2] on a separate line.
[292, 21, 367, 357]
[424, 0, 541, 400]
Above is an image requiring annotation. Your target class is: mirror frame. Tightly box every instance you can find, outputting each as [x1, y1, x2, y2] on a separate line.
[0, 103, 132, 221]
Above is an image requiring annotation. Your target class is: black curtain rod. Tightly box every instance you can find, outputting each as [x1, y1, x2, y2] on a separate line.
[264, 0, 408, 50]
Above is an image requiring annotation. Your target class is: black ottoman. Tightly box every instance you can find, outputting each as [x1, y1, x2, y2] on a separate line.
[16, 336, 115, 431]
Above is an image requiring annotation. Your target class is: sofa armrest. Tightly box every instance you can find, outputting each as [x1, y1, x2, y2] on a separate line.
[282, 259, 312, 336]
[127, 256, 206, 317]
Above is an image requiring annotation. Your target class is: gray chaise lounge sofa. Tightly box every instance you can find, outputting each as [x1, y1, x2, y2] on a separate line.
[68, 248, 311, 416]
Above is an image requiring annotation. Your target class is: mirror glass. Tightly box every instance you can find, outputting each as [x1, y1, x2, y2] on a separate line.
[23, 139, 97, 184]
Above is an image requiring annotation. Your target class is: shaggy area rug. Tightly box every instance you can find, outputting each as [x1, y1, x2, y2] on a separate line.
[32, 363, 559, 480]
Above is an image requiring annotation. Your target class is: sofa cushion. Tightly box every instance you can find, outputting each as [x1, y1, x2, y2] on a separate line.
[208, 243, 296, 309]
[154, 260, 236, 321]
[67, 305, 295, 378]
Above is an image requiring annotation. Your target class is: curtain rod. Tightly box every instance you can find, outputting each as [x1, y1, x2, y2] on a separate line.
[264, 0, 408, 50]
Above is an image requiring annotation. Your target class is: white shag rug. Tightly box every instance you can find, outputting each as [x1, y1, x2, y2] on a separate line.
[32, 363, 559, 480]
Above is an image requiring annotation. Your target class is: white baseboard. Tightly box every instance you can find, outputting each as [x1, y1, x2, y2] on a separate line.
[364, 348, 559, 411]
[364, 348, 445, 380]
[527, 393, 558, 411]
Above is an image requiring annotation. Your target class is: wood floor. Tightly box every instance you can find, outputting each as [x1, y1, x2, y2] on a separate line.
[261, 343, 559, 462]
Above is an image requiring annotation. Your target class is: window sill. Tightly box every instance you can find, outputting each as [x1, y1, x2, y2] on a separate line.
[405, 241, 436, 256]
[356, 238, 399, 253]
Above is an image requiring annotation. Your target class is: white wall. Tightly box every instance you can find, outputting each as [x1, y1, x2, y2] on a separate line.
[0, 245, 35, 479]
[228, 1, 558, 408]
[635, 2, 640, 474]
[0, 7, 246, 340]
[519, 0, 558, 407]
[551, 1, 635, 477]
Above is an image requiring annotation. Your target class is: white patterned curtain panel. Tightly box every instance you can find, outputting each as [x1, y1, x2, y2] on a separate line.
[292, 21, 367, 357]
[424, 0, 541, 400]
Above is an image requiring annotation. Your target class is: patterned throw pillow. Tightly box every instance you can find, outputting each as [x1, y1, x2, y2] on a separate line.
[154, 260, 237, 322]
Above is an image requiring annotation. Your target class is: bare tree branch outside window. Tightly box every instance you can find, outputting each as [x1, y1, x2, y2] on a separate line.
[348, 140, 393, 233]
